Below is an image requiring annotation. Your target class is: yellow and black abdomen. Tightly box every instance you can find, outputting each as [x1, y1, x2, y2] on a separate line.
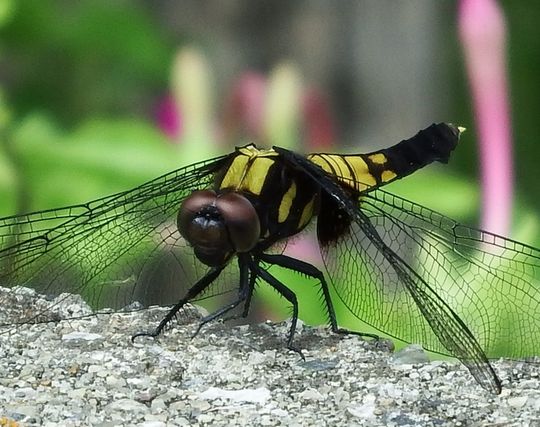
[308, 123, 461, 194]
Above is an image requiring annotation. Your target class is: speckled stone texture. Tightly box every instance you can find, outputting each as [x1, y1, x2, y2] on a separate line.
[0, 288, 539, 426]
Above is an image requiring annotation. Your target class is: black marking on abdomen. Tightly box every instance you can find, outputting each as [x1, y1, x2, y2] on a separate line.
[376, 123, 460, 179]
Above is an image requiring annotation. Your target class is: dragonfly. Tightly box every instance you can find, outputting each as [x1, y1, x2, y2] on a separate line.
[1, 122, 539, 394]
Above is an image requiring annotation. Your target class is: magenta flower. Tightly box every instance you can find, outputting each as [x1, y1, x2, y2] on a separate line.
[221, 66, 337, 152]
[155, 94, 182, 140]
[221, 72, 267, 144]
[302, 87, 335, 150]
[458, 0, 513, 236]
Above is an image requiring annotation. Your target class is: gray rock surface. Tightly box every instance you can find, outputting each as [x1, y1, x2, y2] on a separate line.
[0, 290, 539, 426]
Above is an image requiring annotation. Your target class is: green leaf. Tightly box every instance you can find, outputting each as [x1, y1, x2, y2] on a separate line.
[11, 114, 183, 212]
[0, 0, 14, 28]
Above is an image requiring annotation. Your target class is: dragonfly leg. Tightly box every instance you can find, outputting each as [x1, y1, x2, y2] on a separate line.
[191, 297, 245, 339]
[259, 253, 380, 341]
[131, 266, 224, 341]
[220, 262, 257, 324]
[191, 256, 252, 338]
[250, 258, 304, 359]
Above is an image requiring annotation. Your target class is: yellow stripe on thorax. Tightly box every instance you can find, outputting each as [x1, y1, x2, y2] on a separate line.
[220, 145, 278, 195]
[220, 154, 250, 189]
[298, 195, 316, 229]
[278, 182, 297, 223]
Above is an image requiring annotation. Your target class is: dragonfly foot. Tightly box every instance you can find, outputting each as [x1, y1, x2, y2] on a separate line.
[131, 330, 160, 342]
[288, 344, 305, 361]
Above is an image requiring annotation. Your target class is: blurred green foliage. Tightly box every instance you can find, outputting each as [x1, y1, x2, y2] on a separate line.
[11, 114, 181, 209]
[1, 0, 173, 125]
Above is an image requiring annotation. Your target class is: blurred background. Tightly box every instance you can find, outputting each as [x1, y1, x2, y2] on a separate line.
[1, 1, 539, 338]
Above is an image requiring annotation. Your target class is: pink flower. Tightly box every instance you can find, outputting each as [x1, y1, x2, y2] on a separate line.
[221, 72, 267, 144]
[459, 0, 513, 236]
[302, 87, 335, 150]
[221, 67, 336, 150]
[155, 94, 182, 140]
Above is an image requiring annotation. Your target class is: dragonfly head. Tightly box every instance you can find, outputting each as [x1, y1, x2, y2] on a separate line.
[177, 190, 261, 266]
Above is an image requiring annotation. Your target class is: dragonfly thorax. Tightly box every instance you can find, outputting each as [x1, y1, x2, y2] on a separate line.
[177, 189, 261, 266]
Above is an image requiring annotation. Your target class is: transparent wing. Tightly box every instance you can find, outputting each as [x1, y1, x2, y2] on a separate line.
[257, 145, 536, 392]
[0, 154, 242, 329]
[321, 187, 540, 391]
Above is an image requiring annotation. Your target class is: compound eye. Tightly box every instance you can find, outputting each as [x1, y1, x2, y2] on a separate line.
[177, 190, 233, 266]
[177, 190, 221, 245]
[177, 190, 261, 266]
[216, 192, 260, 253]
[177, 190, 218, 229]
